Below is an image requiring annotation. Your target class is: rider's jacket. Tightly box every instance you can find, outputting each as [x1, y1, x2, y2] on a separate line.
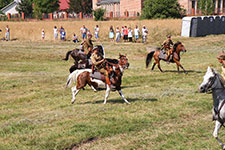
[90, 52, 104, 69]
[161, 39, 174, 51]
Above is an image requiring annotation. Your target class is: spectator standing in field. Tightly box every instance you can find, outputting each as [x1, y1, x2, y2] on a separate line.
[123, 26, 128, 42]
[115, 26, 120, 42]
[128, 27, 133, 42]
[134, 25, 140, 43]
[61, 29, 66, 41]
[60, 26, 64, 40]
[142, 25, 148, 43]
[72, 33, 79, 43]
[94, 25, 100, 42]
[5, 25, 10, 41]
[80, 25, 88, 40]
[121, 26, 124, 40]
[109, 26, 114, 42]
[42, 29, 45, 40]
[53, 26, 58, 40]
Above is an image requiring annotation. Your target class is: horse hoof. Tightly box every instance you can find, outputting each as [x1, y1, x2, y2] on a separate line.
[71, 100, 75, 104]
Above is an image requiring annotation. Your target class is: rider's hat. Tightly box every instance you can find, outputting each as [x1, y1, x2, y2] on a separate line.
[167, 35, 171, 38]
[217, 50, 225, 60]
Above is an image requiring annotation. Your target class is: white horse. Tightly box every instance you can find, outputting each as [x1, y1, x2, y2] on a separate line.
[199, 66, 225, 149]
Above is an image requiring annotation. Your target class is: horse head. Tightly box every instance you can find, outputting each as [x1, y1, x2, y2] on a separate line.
[173, 41, 186, 53]
[199, 67, 223, 93]
[118, 54, 129, 69]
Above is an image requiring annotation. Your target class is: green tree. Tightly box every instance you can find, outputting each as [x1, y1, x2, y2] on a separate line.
[16, 0, 33, 15]
[0, 0, 13, 9]
[197, 0, 214, 15]
[93, 8, 105, 21]
[33, 0, 59, 19]
[141, 0, 185, 19]
[69, 0, 92, 14]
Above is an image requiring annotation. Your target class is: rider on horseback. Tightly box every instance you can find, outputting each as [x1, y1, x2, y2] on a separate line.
[217, 50, 225, 80]
[161, 35, 174, 63]
[81, 34, 93, 54]
[90, 48, 111, 88]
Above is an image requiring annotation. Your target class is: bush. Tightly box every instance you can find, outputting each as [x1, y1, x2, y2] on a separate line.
[141, 0, 185, 19]
[93, 8, 106, 21]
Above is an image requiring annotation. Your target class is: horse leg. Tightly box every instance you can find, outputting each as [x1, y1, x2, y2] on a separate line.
[151, 62, 156, 71]
[213, 120, 225, 149]
[104, 85, 111, 104]
[175, 61, 187, 74]
[118, 90, 130, 104]
[177, 64, 180, 72]
[157, 61, 163, 72]
[71, 86, 80, 104]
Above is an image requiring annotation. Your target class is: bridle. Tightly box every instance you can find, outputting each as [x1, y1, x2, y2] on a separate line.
[205, 73, 217, 92]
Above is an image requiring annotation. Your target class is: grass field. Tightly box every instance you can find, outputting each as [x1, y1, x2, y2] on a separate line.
[0, 34, 225, 150]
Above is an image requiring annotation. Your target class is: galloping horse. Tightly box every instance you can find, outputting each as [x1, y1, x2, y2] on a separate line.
[199, 67, 225, 149]
[66, 54, 130, 104]
[146, 41, 187, 73]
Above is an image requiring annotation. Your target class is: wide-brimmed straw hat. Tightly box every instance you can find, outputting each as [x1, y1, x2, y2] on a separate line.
[217, 50, 225, 60]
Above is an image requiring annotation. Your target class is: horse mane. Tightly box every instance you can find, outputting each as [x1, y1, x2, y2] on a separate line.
[173, 41, 182, 50]
[217, 73, 225, 88]
[105, 58, 119, 64]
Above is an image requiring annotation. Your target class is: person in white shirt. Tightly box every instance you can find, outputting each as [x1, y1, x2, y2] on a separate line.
[142, 25, 148, 43]
[42, 29, 45, 40]
[80, 25, 87, 39]
[128, 27, 133, 42]
[5, 25, 10, 41]
[53, 26, 58, 40]
[134, 25, 140, 43]
[94, 25, 100, 42]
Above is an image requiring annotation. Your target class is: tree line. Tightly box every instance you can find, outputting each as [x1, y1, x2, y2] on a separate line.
[0, 0, 217, 20]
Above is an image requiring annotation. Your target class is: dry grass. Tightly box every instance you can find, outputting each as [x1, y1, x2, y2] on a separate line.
[0, 19, 181, 41]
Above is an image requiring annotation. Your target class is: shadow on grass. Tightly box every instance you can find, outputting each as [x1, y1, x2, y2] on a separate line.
[82, 98, 158, 104]
[162, 70, 203, 73]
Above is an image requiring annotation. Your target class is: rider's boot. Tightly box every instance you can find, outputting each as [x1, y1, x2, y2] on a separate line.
[105, 77, 111, 89]
[166, 55, 170, 64]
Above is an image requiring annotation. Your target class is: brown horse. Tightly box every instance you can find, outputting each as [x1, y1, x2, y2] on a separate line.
[146, 41, 187, 73]
[63, 44, 104, 73]
[66, 54, 130, 104]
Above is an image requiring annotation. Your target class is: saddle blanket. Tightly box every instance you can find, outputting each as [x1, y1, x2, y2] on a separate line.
[90, 71, 114, 84]
[158, 51, 167, 60]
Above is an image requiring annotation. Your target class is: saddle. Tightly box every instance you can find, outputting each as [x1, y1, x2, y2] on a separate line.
[159, 50, 168, 60]
[90, 68, 116, 84]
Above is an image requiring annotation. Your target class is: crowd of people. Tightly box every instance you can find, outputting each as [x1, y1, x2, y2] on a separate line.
[40, 24, 149, 43]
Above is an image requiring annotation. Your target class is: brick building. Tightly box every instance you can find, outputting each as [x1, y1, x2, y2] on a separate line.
[92, 0, 225, 18]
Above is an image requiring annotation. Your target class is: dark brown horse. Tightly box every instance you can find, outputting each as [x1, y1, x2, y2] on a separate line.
[66, 54, 130, 104]
[146, 41, 187, 73]
[63, 44, 104, 73]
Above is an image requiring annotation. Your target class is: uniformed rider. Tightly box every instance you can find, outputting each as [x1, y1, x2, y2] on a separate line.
[217, 50, 225, 81]
[81, 34, 93, 54]
[90, 48, 111, 88]
[161, 35, 174, 63]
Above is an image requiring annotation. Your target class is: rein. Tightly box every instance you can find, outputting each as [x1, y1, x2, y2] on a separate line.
[217, 100, 225, 127]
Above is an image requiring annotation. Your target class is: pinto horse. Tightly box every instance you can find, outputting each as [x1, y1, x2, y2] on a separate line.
[66, 54, 130, 104]
[146, 41, 187, 73]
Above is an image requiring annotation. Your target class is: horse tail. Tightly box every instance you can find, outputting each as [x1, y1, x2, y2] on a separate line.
[146, 51, 155, 68]
[62, 50, 72, 61]
[66, 70, 79, 88]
